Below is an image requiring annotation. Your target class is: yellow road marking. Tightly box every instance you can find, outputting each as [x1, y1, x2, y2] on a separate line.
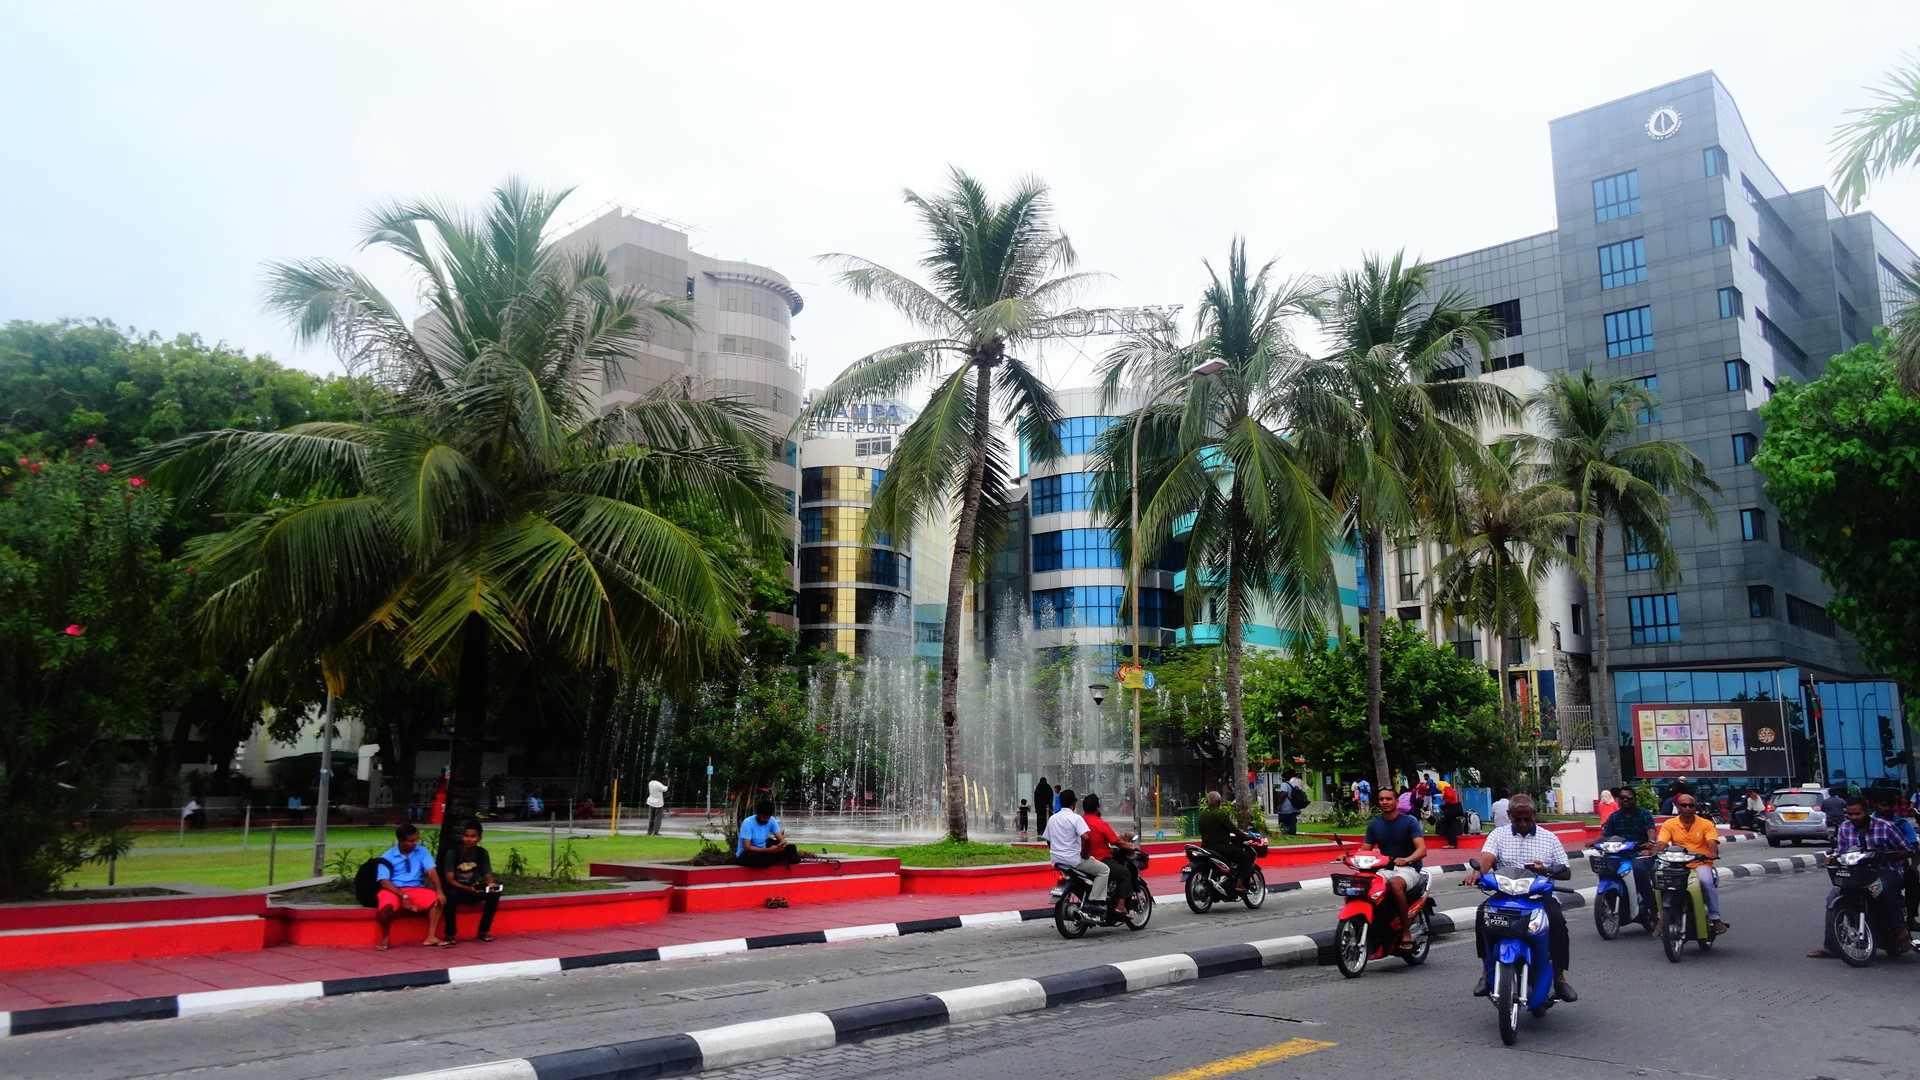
[1152, 1037, 1338, 1079]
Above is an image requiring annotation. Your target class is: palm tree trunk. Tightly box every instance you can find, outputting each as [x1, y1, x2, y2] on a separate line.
[936, 359, 994, 841]
[1225, 531, 1249, 817]
[1590, 519, 1618, 790]
[443, 613, 489, 853]
[1364, 524, 1390, 790]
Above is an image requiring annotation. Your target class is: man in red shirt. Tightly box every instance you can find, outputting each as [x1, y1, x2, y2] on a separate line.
[1081, 793, 1139, 916]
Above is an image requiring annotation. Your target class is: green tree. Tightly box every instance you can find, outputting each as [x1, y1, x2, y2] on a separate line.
[1516, 372, 1717, 789]
[1756, 337, 1920, 687]
[0, 447, 175, 896]
[144, 180, 788, 849]
[1830, 56, 1920, 393]
[1095, 239, 1335, 812]
[1427, 440, 1584, 727]
[805, 169, 1099, 840]
[1308, 251, 1515, 791]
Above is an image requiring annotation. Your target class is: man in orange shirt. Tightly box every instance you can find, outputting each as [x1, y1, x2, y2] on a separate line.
[1656, 794, 1728, 935]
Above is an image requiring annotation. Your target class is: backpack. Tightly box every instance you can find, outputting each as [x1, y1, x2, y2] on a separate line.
[354, 858, 392, 908]
[1288, 784, 1310, 811]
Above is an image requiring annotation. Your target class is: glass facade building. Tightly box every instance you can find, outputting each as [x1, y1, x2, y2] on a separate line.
[796, 457, 913, 658]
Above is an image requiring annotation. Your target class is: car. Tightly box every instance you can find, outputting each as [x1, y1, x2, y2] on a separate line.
[1762, 788, 1831, 847]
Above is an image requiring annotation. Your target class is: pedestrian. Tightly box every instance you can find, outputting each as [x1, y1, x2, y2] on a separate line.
[439, 819, 502, 943]
[1015, 799, 1031, 840]
[645, 774, 669, 836]
[1597, 787, 1617, 825]
[181, 798, 202, 831]
[1275, 773, 1306, 836]
[1033, 777, 1053, 832]
[1438, 783, 1466, 847]
[1490, 789, 1512, 830]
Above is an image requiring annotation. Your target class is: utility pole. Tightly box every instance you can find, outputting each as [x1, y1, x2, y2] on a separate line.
[310, 689, 334, 878]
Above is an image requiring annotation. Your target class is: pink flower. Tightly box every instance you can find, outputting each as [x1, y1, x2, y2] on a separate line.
[65, 624, 83, 636]
[14, 458, 24, 467]
[96, 463, 110, 472]
[128, 477, 145, 488]
[85, 436, 96, 447]
[29, 462, 40, 473]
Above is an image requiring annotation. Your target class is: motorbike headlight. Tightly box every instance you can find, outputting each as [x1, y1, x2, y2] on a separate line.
[1497, 875, 1531, 896]
[1839, 851, 1871, 866]
[1527, 908, 1549, 935]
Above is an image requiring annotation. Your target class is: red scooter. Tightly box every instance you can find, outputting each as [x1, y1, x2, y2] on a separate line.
[1330, 851, 1433, 977]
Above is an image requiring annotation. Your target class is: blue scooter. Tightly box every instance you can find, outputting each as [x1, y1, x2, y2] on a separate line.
[1473, 871, 1559, 1046]
[1588, 839, 1654, 939]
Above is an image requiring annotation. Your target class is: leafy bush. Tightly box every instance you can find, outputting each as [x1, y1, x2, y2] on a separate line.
[503, 847, 530, 877]
[325, 847, 361, 885]
[552, 840, 581, 884]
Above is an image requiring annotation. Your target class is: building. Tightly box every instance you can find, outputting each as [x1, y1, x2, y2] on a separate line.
[796, 407, 917, 658]
[1424, 72, 1916, 792]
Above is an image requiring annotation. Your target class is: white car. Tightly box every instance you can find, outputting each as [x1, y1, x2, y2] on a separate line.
[1763, 788, 1831, 847]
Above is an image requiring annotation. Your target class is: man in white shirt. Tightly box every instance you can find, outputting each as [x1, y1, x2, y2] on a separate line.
[1463, 795, 1574, 1002]
[645, 775, 669, 835]
[1042, 789, 1109, 906]
[1490, 790, 1512, 830]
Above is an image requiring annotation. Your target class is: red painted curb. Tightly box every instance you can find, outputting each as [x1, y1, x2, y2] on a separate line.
[265, 884, 673, 947]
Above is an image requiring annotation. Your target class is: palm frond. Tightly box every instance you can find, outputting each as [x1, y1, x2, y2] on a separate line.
[1831, 54, 1920, 211]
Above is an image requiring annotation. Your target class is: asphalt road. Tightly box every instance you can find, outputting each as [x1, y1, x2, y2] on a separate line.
[0, 853, 1900, 1080]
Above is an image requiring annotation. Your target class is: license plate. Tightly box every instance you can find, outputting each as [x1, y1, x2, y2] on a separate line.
[1783, 812, 1806, 821]
[1483, 911, 1517, 930]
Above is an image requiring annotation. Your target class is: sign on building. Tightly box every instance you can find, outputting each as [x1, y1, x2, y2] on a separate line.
[1630, 703, 1792, 776]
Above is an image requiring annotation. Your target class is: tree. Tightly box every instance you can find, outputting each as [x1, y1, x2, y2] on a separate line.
[805, 169, 1099, 840]
[1516, 371, 1717, 790]
[144, 180, 789, 849]
[1756, 337, 1920, 687]
[1427, 440, 1584, 727]
[1094, 239, 1335, 813]
[0, 446, 173, 896]
[1308, 251, 1515, 792]
[1830, 56, 1920, 394]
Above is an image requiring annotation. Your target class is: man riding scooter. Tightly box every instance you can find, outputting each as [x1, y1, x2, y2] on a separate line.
[1358, 786, 1427, 950]
[1654, 794, 1729, 937]
[1196, 790, 1257, 894]
[1465, 795, 1576, 1003]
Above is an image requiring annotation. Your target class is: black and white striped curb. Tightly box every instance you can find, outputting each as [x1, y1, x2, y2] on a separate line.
[0, 832, 1772, 1041]
[384, 850, 1824, 1080]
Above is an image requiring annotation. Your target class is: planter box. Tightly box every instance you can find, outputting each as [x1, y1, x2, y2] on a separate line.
[0, 892, 264, 932]
[898, 862, 1058, 895]
[266, 882, 673, 948]
[0, 915, 266, 971]
[592, 856, 902, 913]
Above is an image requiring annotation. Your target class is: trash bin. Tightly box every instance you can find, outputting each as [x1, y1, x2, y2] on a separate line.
[1179, 806, 1201, 837]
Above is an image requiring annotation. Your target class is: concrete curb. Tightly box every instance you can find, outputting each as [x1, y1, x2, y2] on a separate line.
[381, 849, 1823, 1079]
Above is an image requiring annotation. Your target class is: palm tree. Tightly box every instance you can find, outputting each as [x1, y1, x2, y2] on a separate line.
[805, 169, 1098, 840]
[1427, 440, 1585, 729]
[1831, 55, 1920, 393]
[1515, 372, 1718, 790]
[1306, 252, 1517, 791]
[1094, 239, 1336, 814]
[148, 180, 788, 844]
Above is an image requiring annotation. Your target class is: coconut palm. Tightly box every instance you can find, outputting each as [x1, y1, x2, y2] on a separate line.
[1305, 251, 1518, 790]
[1427, 440, 1586, 729]
[1093, 239, 1335, 814]
[1831, 55, 1920, 393]
[146, 180, 788, 844]
[1514, 371, 1718, 789]
[805, 169, 1099, 840]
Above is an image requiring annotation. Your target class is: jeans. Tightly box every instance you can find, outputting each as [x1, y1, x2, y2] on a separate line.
[1629, 855, 1655, 912]
[1476, 895, 1570, 977]
[1696, 866, 1721, 921]
[444, 887, 499, 939]
[737, 846, 802, 868]
[1275, 812, 1299, 836]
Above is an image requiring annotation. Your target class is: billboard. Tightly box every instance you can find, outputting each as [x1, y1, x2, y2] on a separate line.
[1631, 703, 1792, 777]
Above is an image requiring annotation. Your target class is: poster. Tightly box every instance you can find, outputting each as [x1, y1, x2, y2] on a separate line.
[1689, 710, 1709, 738]
[1709, 726, 1727, 754]
[1630, 702, 1793, 777]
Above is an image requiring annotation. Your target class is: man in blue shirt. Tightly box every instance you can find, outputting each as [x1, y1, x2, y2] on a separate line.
[736, 800, 802, 868]
[375, 824, 447, 950]
[1601, 785, 1658, 907]
[1360, 787, 1427, 950]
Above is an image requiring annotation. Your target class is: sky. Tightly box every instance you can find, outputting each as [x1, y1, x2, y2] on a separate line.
[4, 2, 1918, 395]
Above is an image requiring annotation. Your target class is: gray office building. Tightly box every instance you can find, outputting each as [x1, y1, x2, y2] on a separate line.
[1426, 73, 1915, 791]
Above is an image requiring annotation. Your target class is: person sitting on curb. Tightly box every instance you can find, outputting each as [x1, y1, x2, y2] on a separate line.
[439, 818, 501, 943]
[735, 800, 803, 868]
[375, 823, 447, 950]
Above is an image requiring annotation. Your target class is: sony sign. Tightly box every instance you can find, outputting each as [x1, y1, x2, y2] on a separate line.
[1027, 305, 1183, 339]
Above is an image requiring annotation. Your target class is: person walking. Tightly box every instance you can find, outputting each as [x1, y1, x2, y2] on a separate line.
[1033, 777, 1053, 833]
[1015, 799, 1031, 840]
[1275, 773, 1306, 836]
[645, 775, 669, 836]
[1438, 782, 1466, 847]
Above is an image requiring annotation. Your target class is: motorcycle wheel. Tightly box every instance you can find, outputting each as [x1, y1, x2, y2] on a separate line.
[1184, 872, 1215, 914]
[1493, 960, 1522, 1046]
[1241, 866, 1267, 910]
[1401, 909, 1430, 966]
[1124, 885, 1154, 931]
[1662, 900, 1686, 964]
[1054, 893, 1088, 940]
[1334, 915, 1370, 979]
[1829, 901, 1875, 967]
[1594, 891, 1621, 940]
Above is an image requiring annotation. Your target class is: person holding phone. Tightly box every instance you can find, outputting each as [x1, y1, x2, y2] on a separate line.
[736, 800, 803, 867]
[440, 818, 502, 942]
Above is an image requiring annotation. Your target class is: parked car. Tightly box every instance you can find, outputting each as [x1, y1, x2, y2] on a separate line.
[1763, 787, 1830, 847]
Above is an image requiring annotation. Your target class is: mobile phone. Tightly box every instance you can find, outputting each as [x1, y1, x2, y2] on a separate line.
[486, 884, 503, 893]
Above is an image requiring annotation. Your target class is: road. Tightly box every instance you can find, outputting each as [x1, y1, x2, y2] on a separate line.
[0, 857, 1907, 1080]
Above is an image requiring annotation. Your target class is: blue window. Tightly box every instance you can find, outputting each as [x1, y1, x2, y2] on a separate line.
[1032, 528, 1123, 572]
[1052, 416, 1116, 456]
[1627, 374, 1660, 423]
[1740, 508, 1766, 542]
[1628, 593, 1681, 644]
[1732, 432, 1758, 465]
[1718, 286, 1743, 319]
[1725, 359, 1751, 392]
[1032, 585, 1172, 630]
[1703, 146, 1727, 177]
[1031, 472, 1093, 516]
[1624, 527, 1659, 572]
[1598, 238, 1647, 289]
[1604, 306, 1655, 358]
[1710, 216, 1735, 248]
[1593, 170, 1641, 222]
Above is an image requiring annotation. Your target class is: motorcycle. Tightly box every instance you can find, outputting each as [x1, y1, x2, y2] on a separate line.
[1822, 849, 1915, 966]
[1588, 839, 1654, 939]
[1651, 847, 1720, 962]
[1180, 836, 1269, 913]
[1051, 851, 1154, 939]
[1470, 870, 1561, 1046]
[1330, 851, 1432, 977]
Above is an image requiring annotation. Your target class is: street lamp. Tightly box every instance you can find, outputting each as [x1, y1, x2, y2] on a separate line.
[1088, 683, 1110, 707]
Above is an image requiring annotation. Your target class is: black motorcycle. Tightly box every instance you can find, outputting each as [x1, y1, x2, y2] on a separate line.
[1180, 838, 1269, 913]
[1823, 849, 1914, 966]
[1051, 851, 1153, 939]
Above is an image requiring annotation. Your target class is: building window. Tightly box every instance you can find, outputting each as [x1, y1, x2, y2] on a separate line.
[1748, 242, 1803, 306]
[1489, 352, 1526, 371]
[853, 437, 892, 458]
[1725, 358, 1751, 392]
[1628, 592, 1681, 644]
[1431, 363, 1466, 382]
[1718, 286, 1744, 319]
[1604, 305, 1654, 357]
[1449, 622, 1479, 662]
[1397, 605, 1422, 629]
[1740, 508, 1766, 541]
[1484, 299, 1523, 337]
[1031, 528, 1123, 572]
[1571, 603, 1586, 637]
[1598, 237, 1648, 289]
[1030, 472, 1094, 516]
[1627, 374, 1660, 423]
[1710, 216, 1735, 248]
[685, 276, 696, 300]
[1732, 432, 1758, 465]
[1758, 310, 1809, 366]
[1748, 585, 1774, 618]
[1704, 145, 1728, 177]
[1396, 544, 1419, 602]
[1779, 523, 1816, 564]
[1624, 527, 1659, 572]
[1786, 595, 1837, 638]
[1032, 585, 1171, 630]
[1052, 416, 1116, 456]
[1762, 378, 1776, 399]
[1840, 295, 1864, 344]
[1593, 169, 1641, 222]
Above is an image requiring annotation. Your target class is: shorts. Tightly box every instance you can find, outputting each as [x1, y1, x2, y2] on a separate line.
[377, 886, 440, 912]
[1385, 866, 1422, 888]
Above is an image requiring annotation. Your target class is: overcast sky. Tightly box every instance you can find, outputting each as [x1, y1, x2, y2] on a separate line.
[4, 2, 1917, 395]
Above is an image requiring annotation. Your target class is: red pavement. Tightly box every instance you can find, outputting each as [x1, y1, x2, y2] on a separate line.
[0, 855, 1377, 1013]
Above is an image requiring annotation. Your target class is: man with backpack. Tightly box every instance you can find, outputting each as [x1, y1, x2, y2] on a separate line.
[370, 823, 448, 950]
[1276, 773, 1308, 835]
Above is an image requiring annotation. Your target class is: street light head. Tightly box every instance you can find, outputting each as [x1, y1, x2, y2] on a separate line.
[1189, 358, 1228, 378]
[1088, 683, 1110, 707]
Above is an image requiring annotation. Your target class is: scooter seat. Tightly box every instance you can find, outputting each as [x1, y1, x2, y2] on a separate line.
[1405, 869, 1431, 902]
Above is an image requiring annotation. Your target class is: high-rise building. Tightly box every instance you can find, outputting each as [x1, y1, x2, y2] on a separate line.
[796, 407, 917, 658]
[1424, 72, 1915, 790]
